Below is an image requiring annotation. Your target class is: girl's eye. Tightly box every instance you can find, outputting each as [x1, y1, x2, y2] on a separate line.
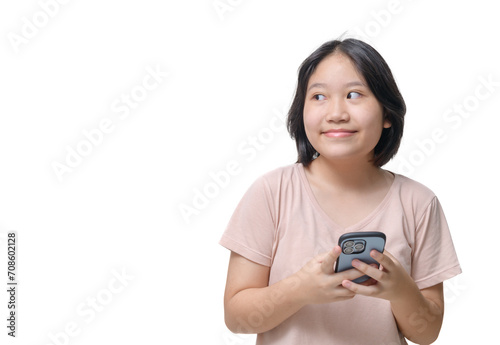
[314, 94, 326, 101]
[347, 91, 361, 99]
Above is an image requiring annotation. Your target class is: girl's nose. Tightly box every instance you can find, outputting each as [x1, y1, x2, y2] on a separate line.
[325, 99, 349, 123]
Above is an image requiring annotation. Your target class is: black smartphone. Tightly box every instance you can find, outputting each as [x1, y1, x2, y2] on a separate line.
[334, 231, 386, 284]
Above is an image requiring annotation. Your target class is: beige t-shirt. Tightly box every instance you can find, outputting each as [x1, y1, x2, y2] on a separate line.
[220, 163, 462, 345]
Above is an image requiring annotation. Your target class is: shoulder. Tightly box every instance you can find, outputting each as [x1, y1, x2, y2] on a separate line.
[391, 172, 438, 210]
[230, 164, 301, 222]
[247, 163, 303, 199]
[258, 163, 302, 183]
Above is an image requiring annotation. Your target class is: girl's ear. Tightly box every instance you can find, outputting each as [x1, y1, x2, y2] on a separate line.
[383, 112, 392, 129]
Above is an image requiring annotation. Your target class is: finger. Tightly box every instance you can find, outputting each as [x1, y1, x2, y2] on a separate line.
[332, 286, 356, 297]
[342, 279, 380, 296]
[359, 277, 378, 286]
[370, 249, 395, 270]
[320, 246, 341, 274]
[329, 286, 358, 303]
[331, 290, 356, 302]
[381, 250, 399, 265]
[351, 259, 385, 281]
[335, 295, 356, 302]
[336, 267, 367, 282]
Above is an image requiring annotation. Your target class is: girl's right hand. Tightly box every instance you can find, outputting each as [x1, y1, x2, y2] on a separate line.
[293, 246, 368, 305]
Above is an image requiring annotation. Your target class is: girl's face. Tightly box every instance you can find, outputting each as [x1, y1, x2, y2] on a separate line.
[303, 53, 391, 164]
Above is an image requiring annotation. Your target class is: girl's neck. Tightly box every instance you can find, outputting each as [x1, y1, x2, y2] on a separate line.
[305, 155, 389, 192]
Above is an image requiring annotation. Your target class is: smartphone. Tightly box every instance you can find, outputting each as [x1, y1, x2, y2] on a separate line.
[334, 231, 386, 284]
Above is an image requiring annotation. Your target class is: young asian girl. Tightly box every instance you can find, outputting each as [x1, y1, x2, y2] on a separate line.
[220, 37, 461, 345]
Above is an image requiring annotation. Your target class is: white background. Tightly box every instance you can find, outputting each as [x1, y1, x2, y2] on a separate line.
[0, 0, 499, 344]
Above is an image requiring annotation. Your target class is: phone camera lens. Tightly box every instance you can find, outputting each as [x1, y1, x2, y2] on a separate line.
[344, 247, 354, 254]
[354, 243, 364, 251]
[344, 241, 355, 247]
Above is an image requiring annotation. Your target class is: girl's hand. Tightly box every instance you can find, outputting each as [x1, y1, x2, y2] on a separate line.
[293, 246, 369, 305]
[341, 249, 419, 302]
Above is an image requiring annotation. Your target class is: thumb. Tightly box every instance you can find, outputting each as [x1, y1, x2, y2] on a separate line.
[320, 246, 341, 274]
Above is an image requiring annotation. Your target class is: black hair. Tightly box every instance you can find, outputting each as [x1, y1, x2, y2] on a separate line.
[286, 38, 406, 167]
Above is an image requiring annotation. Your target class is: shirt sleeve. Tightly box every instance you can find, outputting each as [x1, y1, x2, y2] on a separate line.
[411, 196, 462, 289]
[219, 175, 276, 267]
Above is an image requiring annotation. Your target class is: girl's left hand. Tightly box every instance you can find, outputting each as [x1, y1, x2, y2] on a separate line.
[341, 250, 419, 302]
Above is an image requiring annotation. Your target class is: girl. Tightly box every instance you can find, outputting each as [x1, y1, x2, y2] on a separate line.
[220, 38, 461, 345]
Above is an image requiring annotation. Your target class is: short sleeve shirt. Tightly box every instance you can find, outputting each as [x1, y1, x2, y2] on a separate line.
[220, 163, 462, 345]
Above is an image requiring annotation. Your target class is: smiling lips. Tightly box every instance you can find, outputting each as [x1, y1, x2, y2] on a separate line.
[322, 129, 357, 138]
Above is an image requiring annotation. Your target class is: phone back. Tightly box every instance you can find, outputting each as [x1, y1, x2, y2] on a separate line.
[335, 231, 386, 283]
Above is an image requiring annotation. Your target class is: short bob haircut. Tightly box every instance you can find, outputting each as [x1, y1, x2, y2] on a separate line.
[287, 38, 406, 167]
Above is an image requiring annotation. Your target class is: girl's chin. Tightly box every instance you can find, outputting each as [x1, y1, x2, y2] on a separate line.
[312, 151, 375, 164]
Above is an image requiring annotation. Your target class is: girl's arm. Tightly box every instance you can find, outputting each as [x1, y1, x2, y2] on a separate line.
[223, 252, 304, 334]
[342, 250, 444, 344]
[391, 283, 444, 345]
[223, 247, 367, 334]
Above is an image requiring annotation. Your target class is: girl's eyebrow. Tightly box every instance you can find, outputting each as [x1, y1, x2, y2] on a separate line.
[344, 81, 366, 88]
[307, 81, 366, 92]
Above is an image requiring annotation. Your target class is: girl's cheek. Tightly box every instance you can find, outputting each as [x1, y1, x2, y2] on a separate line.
[303, 109, 320, 128]
[303, 115, 317, 142]
[303, 118, 317, 139]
